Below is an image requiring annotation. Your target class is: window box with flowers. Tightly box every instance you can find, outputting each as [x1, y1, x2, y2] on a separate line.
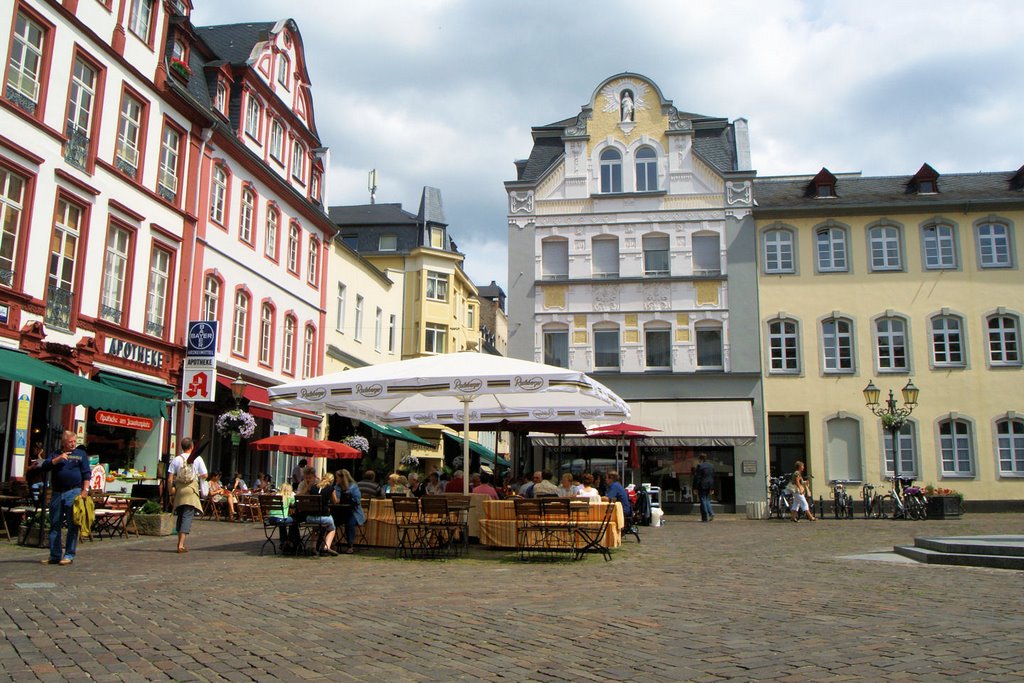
[216, 409, 256, 446]
[923, 485, 964, 519]
[169, 58, 191, 80]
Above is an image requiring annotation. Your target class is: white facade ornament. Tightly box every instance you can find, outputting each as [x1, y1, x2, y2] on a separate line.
[593, 285, 620, 311]
[601, 79, 650, 120]
[726, 181, 752, 205]
[643, 282, 671, 310]
[510, 191, 535, 214]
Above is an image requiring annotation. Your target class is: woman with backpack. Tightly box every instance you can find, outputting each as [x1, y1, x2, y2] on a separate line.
[167, 437, 203, 553]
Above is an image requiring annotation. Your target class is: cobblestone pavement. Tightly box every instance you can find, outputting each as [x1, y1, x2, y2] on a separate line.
[1, 512, 1022, 682]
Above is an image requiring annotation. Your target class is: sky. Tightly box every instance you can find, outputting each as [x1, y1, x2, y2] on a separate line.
[192, 1, 1024, 293]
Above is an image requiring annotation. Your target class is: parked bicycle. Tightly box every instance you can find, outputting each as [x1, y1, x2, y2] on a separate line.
[830, 480, 855, 519]
[766, 473, 792, 519]
[877, 476, 928, 520]
[862, 482, 882, 518]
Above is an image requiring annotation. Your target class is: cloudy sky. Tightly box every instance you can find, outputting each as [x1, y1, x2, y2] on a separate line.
[193, 1, 1023, 292]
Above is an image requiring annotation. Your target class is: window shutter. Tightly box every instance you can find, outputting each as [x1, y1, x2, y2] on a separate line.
[592, 238, 619, 276]
[542, 240, 568, 278]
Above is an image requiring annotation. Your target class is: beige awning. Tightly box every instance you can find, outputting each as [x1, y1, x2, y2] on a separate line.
[531, 400, 756, 447]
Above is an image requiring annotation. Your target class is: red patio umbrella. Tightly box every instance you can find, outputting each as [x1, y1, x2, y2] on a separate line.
[589, 422, 660, 436]
[589, 423, 659, 482]
[250, 434, 356, 458]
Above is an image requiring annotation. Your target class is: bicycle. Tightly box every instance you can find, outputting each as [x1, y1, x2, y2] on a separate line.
[766, 474, 792, 519]
[861, 482, 882, 519]
[878, 476, 927, 520]
[830, 480, 855, 519]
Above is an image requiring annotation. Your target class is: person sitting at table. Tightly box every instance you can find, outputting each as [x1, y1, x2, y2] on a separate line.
[520, 472, 541, 498]
[358, 470, 382, 499]
[576, 473, 600, 502]
[269, 482, 294, 522]
[251, 472, 270, 492]
[207, 473, 237, 519]
[304, 472, 338, 556]
[332, 469, 364, 554]
[424, 472, 444, 496]
[296, 467, 318, 495]
[230, 472, 248, 493]
[558, 472, 580, 498]
[408, 473, 425, 497]
[604, 471, 632, 521]
[385, 473, 410, 497]
[470, 472, 499, 500]
[532, 471, 560, 498]
[445, 469, 467, 493]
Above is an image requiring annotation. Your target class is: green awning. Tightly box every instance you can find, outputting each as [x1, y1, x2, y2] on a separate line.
[443, 432, 511, 467]
[0, 348, 166, 418]
[97, 371, 176, 400]
[360, 419, 433, 447]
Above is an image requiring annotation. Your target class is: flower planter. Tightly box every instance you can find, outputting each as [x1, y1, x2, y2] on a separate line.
[18, 522, 49, 546]
[135, 512, 176, 536]
[926, 495, 963, 519]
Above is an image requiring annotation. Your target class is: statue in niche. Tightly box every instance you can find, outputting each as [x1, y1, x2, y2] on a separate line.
[620, 89, 635, 122]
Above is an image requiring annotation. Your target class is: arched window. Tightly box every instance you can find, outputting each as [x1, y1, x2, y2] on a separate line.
[231, 289, 250, 356]
[821, 317, 854, 373]
[815, 225, 847, 272]
[209, 165, 227, 225]
[202, 274, 220, 321]
[939, 418, 973, 476]
[868, 224, 902, 271]
[307, 237, 319, 286]
[975, 221, 1012, 268]
[996, 417, 1024, 475]
[635, 147, 657, 192]
[930, 314, 965, 367]
[600, 148, 622, 193]
[258, 302, 274, 367]
[287, 222, 300, 274]
[768, 318, 799, 373]
[302, 324, 315, 379]
[874, 315, 908, 372]
[921, 222, 958, 270]
[592, 236, 619, 278]
[265, 205, 279, 260]
[239, 188, 255, 244]
[763, 228, 794, 274]
[986, 314, 1021, 366]
[282, 315, 296, 375]
[825, 416, 862, 482]
[883, 422, 917, 477]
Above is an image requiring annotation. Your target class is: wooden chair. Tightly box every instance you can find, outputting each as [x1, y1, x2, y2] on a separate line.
[258, 495, 287, 556]
[574, 501, 615, 561]
[294, 494, 330, 556]
[354, 498, 371, 547]
[513, 498, 545, 560]
[419, 496, 459, 558]
[392, 497, 425, 559]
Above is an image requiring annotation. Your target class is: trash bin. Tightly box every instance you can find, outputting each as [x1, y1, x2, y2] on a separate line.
[746, 501, 766, 520]
[649, 507, 664, 527]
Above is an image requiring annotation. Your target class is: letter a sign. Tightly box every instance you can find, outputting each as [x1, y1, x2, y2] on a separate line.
[181, 320, 218, 402]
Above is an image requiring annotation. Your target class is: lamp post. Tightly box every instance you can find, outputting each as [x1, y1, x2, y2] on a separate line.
[230, 374, 247, 471]
[863, 378, 920, 491]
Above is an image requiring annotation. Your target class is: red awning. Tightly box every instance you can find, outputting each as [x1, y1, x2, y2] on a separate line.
[217, 376, 319, 426]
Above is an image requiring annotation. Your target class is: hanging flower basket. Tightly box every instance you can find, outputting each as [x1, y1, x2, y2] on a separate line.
[343, 435, 370, 454]
[400, 454, 419, 468]
[216, 409, 256, 440]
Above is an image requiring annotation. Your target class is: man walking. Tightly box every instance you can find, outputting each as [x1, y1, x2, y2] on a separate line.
[38, 430, 90, 565]
[693, 453, 716, 522]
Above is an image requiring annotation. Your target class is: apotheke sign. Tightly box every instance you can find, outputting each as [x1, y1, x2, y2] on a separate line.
[106, 337, 164, 369]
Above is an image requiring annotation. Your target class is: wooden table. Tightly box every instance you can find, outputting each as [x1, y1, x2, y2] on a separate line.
[478, 499, 623, 549]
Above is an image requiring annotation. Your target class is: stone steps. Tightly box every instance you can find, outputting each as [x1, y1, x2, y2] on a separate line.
[893, 535, 1024, 570]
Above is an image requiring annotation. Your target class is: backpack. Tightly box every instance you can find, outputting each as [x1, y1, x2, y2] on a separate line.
[174, 455, 196, 486]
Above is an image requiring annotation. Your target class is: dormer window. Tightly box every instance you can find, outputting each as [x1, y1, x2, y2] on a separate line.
[909, 162, 940, 194]
[917, 180, 936, 194]
[808, 167, 837, 199]
[816, 183, 835, 198]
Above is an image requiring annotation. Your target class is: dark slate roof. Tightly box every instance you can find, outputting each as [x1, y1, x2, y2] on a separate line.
[327, 203, 420, 227]
[693, 124, 737, 174]
[417, 187, 446, 224]
[476, 281, 505, 300]
[754, 170, 1024, 214]
[516, 137, 565, 183]
[195, 22, 275, 65]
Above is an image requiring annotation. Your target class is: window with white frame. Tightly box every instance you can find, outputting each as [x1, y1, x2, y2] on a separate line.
[695, 323, 723, 369]
[99, 225, 131, 324]
[231, 290, 249, 355]
[466, 304, 475, 330]
[214, 81, 227, 114]
[645, 325, 672, 369]
[821, 317, 854, 373]
[115, 94, 143, 175]
[374, 307, 383, 351]
[47, 200, 81, 329]
[282, 316, 295, 374]
[426, 271, 449, 301]
[202, 275, 219, 320]
[158, 125, 180, 199]
[302, 325, 314, 379]
[276, 55, 289, 89]
[379, 234, 397, 251]
[976, 222, 1012, 268]
[287, 223, 300, 273]
[388, 314, 396, 353]
[763, 228, 794, 274]
[425, 323, 446, 353]
[210, 166, 227, 224]
[815, 226, 848, 272]
[354, 295, 364, 341]
[245, 95, 261, 138]
[987, 314, 1021, 365]
[144, 247, 170, 337]
[0, 168, 27, 287]
[335, 283, 346, 332]
[239, 189, 254, 244]
[997, 418, 1024, 476]
[6, 12, 45, 111]
[543, 327, 568, 368]
[635, 147, 657, 192]
[643, 233, 669, 276]
[429, 225, 446, 249]
[291, 141, 305, 181]
[594, 327, 620, 369]
[65, 58, 97, 168]
[600, 149, 622, 193]
[939, 418, 973, 476]
[307, 238, 318, 286]
[930, 315, 965, 367]
[883, 422, 917, 477]
[868, 225, 902, 271]
[258, 303, 273, 366]
[541, 238, 568, 279]
[768, 319, 799, 373]
[127, 0, 152, 40]
[692, 233, 721, 275]
[592, 236, 619, 278]
[875, 317, 908, 371]
[269, 121, 283, 161]
[265, 208, 278, 259]
[922, 223, 957, 269]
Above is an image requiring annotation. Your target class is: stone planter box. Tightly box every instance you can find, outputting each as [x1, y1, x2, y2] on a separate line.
[926, 495, 963, 519]
[135, 513, 176, 536]
[18, 523, 49, 546]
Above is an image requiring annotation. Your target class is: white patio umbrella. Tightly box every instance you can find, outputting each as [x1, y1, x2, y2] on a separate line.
[268, 352, 629, 493]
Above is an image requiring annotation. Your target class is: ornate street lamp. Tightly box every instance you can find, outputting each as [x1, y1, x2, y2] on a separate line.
[864, 378, 920, 487]
[230, 374, 247, 409]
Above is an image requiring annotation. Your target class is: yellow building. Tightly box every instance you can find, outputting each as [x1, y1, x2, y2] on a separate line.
[754, 165, 1024, 506]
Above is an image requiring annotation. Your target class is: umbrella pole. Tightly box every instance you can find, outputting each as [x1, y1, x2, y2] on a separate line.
[461, 396, 471, 495]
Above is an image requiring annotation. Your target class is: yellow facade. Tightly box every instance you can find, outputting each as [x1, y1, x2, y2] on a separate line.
[757, 182, 1024, 504]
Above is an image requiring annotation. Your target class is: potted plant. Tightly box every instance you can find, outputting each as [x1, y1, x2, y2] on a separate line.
[169, 58, 191, 79]
[922, 485, 964, 519]
[18, 511, 49, 546]
[134, 500, 176, 536]
[216, 409, 256, 446]
[343, 435, 370, 454]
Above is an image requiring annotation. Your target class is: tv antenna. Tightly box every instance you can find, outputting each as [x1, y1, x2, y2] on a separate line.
[368, 169, 378, 204]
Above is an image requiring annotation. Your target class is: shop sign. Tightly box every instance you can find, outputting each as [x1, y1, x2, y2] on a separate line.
[182, 321, 218, 402]
[106, 337, 164, 369]
[95, 410, 154, 431]
[0, 303, 8, 325]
